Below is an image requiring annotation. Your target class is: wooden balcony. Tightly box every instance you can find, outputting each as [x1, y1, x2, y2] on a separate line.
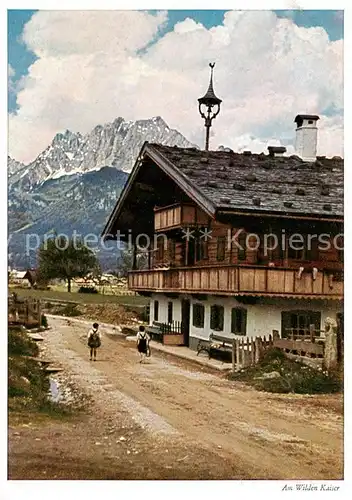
[128, 265, 343, 299]
[154, 203, 209, 232]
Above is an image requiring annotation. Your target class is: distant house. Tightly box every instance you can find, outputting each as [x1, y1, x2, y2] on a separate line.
[8, 269, 36, 287]
[23, 269, 37, 287]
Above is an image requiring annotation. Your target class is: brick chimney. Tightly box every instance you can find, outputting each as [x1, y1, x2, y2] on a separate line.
[294, 114, 320, 162]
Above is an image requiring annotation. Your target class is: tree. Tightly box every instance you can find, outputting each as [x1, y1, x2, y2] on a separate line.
[37, 236, 98, 292]
[116, 247, 148, 277]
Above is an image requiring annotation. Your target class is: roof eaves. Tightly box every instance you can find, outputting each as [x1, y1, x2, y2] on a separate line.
[146, 144, 216, 217]
[216, 206, 344, 222]
[101, 141, 149, 238]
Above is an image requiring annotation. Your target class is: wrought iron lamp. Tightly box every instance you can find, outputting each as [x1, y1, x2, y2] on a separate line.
[198, 63, 222, 151]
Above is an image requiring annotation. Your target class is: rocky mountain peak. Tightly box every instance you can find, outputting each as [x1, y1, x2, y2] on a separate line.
[8, 116, 196, 190]
[7, 115, 197, 269]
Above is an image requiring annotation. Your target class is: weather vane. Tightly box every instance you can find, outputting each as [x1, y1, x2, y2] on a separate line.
[198, 62, 222, 151]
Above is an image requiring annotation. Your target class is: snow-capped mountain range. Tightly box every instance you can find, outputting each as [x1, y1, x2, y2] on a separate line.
[8, 116, 195, 269]
[9, 116, 193, 191]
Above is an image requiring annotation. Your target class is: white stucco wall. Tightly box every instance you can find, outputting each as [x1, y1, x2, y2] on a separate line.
[149, 295, 182, 324]
[150, 293, 341, 342]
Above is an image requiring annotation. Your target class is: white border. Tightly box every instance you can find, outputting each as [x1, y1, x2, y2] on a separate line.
[2, 2, 349, 498]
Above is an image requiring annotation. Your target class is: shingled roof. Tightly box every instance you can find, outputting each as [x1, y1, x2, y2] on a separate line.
[146, 143, 343, 218]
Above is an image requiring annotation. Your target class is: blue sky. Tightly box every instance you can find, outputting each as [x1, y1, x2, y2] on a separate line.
[8, 9, 344, 113]
[8, 10, 344, 162]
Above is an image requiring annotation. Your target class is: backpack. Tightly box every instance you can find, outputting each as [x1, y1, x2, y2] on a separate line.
[138, 332, 150, 356]
[88, 330, 101, 348]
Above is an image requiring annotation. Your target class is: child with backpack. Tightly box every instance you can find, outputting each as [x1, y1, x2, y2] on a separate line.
[87, 322, 101, 361]
[136, 325, 150, 363]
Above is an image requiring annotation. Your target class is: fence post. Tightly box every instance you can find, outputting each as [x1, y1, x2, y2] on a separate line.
[246, 338, 249, 367]
[323, 318, 338, 373]
[242, 338, 246, 367]
[251, 338, 255, 365]
[232, 340, 236, 373]
[236, 338, 240, 371]
[38, 300, 42, 326]
[309, 324, 315, 343]
[254, 337, 262, 364]
[272, 329, 279, 341]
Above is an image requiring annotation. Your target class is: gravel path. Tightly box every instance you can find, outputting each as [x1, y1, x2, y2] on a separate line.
[8, 316, 344, 480]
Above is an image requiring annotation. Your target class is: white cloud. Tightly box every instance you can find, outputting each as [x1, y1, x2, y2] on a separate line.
[8, 10, 343, 163]
[8, 64, 15, 92]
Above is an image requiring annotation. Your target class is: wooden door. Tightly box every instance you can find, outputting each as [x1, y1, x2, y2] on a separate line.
[181, 299, 191, 347]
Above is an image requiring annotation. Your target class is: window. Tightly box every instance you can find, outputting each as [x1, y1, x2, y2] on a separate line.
[217, 236, 226, 261]
[288, 234, 305, 260]
[288, 234, 318, 261]
[335, 235, 344, 263]
[154, 300, 159, 322]
[238, 231, 247, 261]
[210, 305, 224, 331]
[281, 310, 321, 338]
[168, 239, 176, 261]
[156, 237, 165, 261]
[167, 301, 173, 324]
[306, 238, 318, 261]
[195, 233, 208, 261]
[193, 304, 205, 328]
[231, 308, 247, 335]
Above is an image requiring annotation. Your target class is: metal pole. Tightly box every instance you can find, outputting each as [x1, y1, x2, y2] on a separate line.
[205, 125, 210, 151]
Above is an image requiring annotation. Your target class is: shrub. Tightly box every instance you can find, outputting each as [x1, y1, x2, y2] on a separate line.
[229, 347, 342, 394]
[260, 347, 286, 365]
[78, 286, 98, 294]
[8, 355, 50, 407]
[8, 329, 39, 357]
[59, 304, 82, 317]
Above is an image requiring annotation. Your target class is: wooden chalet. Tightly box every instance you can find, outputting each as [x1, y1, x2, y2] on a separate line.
[102, 108, 343, 349]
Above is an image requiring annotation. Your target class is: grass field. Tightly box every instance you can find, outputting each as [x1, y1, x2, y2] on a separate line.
[9, 287, 148, 307]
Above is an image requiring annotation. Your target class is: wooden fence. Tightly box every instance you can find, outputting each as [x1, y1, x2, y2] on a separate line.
[8, 294, 42, 327]
[231, 330, 325, 372]
[284, 324, 323, 342]
[160, 320, 184, 346]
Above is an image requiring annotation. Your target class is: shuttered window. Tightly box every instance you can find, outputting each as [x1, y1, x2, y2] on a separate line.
[231, 308, 247, 335]
[238, 231, 247, 261]
[154, 300, 159, 322]
[210, 305, 224, 331]
[217, 237, 226, 261]
[193, 304, 205, 328]
[167, 301, 173, 324]
[168, 239, 176, 261]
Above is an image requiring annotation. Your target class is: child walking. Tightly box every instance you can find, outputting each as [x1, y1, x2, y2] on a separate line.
[136, 326, 150, 363]
[87, 322, 101, 361]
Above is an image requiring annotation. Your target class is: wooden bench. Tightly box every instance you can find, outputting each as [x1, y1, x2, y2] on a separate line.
[197, 333, 234, 360]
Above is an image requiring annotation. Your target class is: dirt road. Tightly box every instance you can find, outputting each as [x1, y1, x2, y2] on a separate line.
[8, 316, 343, 480]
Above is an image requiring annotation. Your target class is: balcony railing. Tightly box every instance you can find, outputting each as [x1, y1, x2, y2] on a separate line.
[128, 265, 343, 299]
[154, 203, 209, 232]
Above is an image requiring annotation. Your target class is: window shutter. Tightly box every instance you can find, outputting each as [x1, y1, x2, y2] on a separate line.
[193, 304, 205, 328]
[231, 308, 247, 335]
[281, 311, 291, 338]
[241, 309, 247, 335]
[167, 301, 173, 324]
[210, 305, 224, 331]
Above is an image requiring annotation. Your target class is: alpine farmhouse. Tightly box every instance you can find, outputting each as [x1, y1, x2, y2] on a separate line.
[102, 114, 343, 350]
